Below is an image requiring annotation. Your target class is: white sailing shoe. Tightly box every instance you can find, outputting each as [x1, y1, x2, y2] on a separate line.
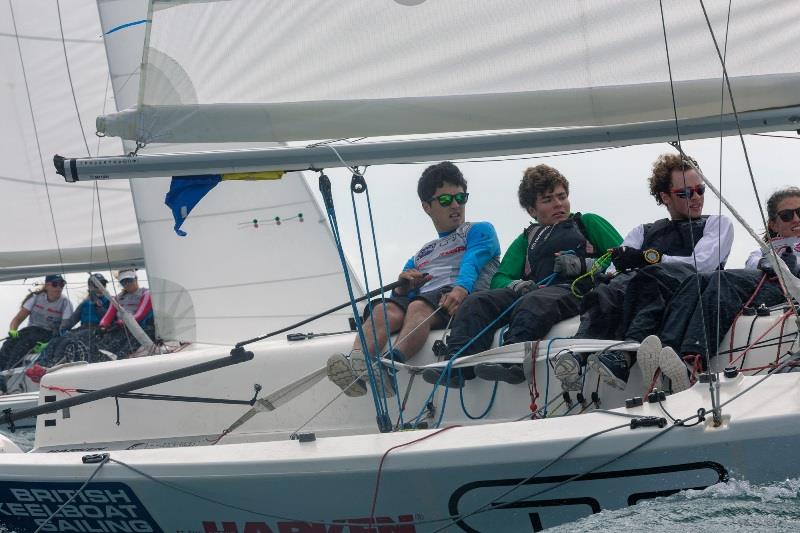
[636, 335, 662, 389]
[658, 347, 692, 393]
[326, 350, 396, 398]
[326, 352, 368, 397]
[554, 351, 583, 391]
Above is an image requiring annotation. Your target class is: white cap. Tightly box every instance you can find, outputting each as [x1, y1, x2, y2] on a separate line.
[117, 269, 137, 281]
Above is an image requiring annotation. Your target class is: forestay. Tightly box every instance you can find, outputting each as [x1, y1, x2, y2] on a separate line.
[97, 0, 364, 345]
[98, 0, 800, 144]
[0, 1, 141, 281]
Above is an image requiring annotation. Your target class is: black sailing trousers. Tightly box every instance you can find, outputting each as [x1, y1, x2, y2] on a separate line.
[659, 269, 786, 359]
[576, 263, 697, 341]
[445, 285, 580, 356]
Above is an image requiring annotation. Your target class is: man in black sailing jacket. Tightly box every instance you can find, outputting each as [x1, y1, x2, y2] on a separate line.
[555, 153, 734, 391]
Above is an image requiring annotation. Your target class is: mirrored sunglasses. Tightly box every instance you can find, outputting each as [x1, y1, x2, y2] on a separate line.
[777, 207, 800, 222]
[120, 278, 135, 286]
[431, 192, 469, 207]
[670, 184, 705, 199]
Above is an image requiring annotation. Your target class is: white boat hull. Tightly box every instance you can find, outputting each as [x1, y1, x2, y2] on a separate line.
[0, 372, 797, 532]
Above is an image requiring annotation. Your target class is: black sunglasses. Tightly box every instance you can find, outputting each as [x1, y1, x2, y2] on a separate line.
[777, 207, 800, 222]
[670, 184, 705, 199]
[120, 278, 136, 286]
[430, 192, 469, 207]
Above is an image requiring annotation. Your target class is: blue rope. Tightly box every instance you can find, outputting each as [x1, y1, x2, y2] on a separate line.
[420, 272, 559, 428]
[349, 185, 392, 418]
[363, 184, 406, 427]
[459, 380, 498, 420]
[322, 195, 389, 429]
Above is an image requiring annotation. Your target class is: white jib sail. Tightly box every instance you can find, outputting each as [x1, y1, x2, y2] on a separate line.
[97, 0, 364, 345]
[0, 0, 142, 281]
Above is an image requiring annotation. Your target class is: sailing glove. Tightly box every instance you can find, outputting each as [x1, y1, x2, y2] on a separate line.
[553, 253, 594, 277]
[508, 279, 537, 295]
[758, 249, 800, 278]
[610, 246, 661, 271]
[7, 330, 18, 339]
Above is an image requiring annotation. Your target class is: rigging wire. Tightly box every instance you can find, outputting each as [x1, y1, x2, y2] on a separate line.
[55, 0, 132, 347]
[713, 0, 733, 376]
[8, 0, 68, 292]
[658, 0, 720, 421]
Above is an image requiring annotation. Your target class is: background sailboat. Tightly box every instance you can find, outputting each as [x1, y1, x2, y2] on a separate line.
[0, 0, 141, 325]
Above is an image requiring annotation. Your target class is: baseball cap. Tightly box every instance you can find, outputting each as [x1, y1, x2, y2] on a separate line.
[117, 270, 137, 282]
[88, 273, 108, 286]
[44, 274, 66, 284]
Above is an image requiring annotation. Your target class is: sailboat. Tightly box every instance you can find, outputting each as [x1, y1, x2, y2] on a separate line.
[0, 0, 147, 413]
[0, 1, 799, 531]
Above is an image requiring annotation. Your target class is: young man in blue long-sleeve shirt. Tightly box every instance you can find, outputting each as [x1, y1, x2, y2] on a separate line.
[327, 161, 501, 398]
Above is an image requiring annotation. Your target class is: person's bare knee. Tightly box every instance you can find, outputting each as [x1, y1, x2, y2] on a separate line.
[404, 300, 438, 328]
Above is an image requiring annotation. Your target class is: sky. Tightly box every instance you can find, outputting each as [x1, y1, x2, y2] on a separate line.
[0, 132, 797, 331]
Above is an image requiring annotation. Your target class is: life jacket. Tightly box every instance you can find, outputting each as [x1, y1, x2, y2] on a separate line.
[412, 222, 499, 293]
[642, 217, 709, 257]
[79, 295, 110, 326]
[523, 213, 595, 283]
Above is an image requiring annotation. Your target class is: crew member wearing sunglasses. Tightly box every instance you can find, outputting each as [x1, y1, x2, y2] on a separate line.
[327, 161, 501, 398]
[28, 274, 112, 379]
[556, 153, 734, 392]
[647, 186, 800, 393]
[0, 274, 74, 371]
[96, 269, 155, 359]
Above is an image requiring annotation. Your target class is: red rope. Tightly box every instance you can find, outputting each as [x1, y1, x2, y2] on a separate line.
[41, 385, 77, 396]
[645, 368, 662, 396]
[729, 310, 793, 367]
[528, 341, 541, 415]
[369, 425, 461, 522]
[739, 360, 800, 373]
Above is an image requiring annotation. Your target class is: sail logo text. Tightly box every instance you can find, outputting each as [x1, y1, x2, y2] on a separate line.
[202, 514, 416, 533]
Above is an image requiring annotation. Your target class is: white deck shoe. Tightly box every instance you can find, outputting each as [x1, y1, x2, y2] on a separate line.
[554, 351, 583, 391]
[326, 352, 368, 397]
[637, 335, 662, 388]
[326, 351, 396, 398]
[658, 346, 692, 393]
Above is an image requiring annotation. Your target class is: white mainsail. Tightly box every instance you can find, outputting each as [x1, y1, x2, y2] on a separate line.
[0, 1, 141, 281]
[97, 0, 364, 345]
[98, 0, 800, 144]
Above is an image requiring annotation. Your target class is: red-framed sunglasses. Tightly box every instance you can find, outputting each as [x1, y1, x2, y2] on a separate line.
[670, 184, 705, 199]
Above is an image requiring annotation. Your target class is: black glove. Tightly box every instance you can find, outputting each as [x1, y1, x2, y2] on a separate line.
[786, 251, 800, 278]
[553, 253, 591, 277]
[759, 249, 800, 278]
[508, 279, 537, 295]
[610, 246, 662, 271]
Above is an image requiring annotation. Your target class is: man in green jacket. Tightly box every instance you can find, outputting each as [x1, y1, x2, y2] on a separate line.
[424, 164, 622, 387]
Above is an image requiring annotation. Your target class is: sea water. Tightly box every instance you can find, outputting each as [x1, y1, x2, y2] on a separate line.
[1, 426, 799, 532]
[550, 478, 800, 532]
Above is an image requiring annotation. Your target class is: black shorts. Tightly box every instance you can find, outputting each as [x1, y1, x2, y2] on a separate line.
[362, 285, 454, 329]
